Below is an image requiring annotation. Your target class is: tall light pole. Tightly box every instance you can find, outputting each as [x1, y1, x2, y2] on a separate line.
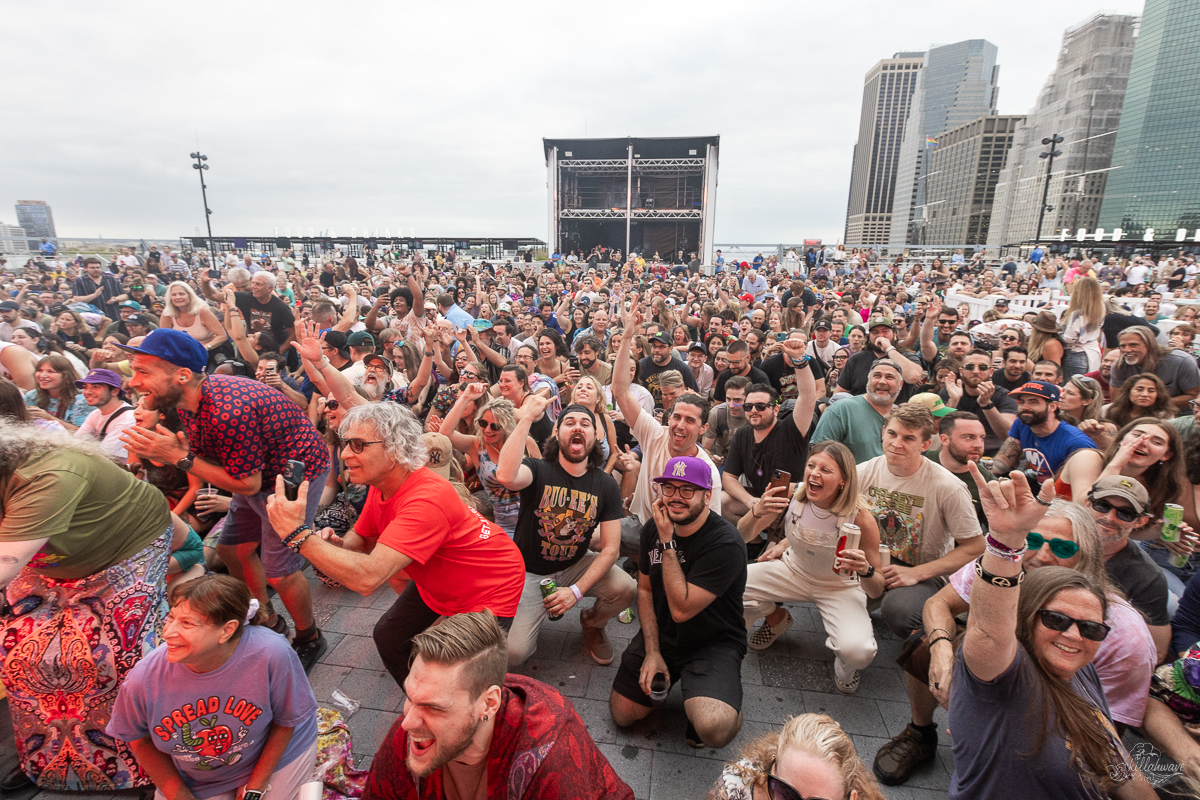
[190, 152, 214, 259]
[1034, 134, 1064, 243]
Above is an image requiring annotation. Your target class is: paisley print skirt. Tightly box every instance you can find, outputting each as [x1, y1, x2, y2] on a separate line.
[1, 529, 171, 790]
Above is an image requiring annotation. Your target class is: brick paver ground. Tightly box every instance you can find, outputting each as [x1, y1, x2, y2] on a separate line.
[2, 566, 1181, 799]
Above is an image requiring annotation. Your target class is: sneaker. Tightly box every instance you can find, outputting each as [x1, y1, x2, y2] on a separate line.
[748, 609, 792, 651]
[833, 658, 860, 694]
[872, 724, 937, 786]
[292, 631, 328, 674]
[579, 610, 614, 665]
[684, 721, 704, 749]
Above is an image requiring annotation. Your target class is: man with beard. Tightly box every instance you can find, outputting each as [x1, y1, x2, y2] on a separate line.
[836, 312, 925, 400]
[925, 410, 994, 529]
[638, 331, 698, 406]
[1112, 327, 1200, 412]
[812, 359, 904, 462]
[701, 376, 751, 467]
[939, 349, 1018, 455]
[613, 296, 720, 563]
[720, 340, 817, 524]
[855, 404, 983, 639]
[119, 329, 332, 671]
[992, 345, 1029, 392]
[760, 329, 827, 400]
[573, 334, 612, 387]
[609, 456, 747, 749]
[1085, 477, 1171, 661]
[712, 339, 768, 402]
[362, 612, 633, 800]
[990, 382, 1101, 499]
[496, 399, 635, 668]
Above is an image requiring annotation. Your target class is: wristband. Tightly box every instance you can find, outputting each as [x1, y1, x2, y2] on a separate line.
[570, 584, 582, 601]
[985, 540, 1027, 562]
[985, 533, 1022, 554]
[974, 555, 1023, 588]
[283, 524, 310, 547]
[288, 531, 315, 553]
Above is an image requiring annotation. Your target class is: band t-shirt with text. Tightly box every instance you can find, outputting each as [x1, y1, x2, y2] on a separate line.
[513, 458, 623, 575]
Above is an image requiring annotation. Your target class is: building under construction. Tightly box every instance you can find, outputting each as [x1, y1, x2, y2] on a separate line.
[543, 136, 719, 264]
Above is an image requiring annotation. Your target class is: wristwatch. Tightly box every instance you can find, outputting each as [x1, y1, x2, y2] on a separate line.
[859, 565, 875, 579]
[661, 539, 678, 552]
[243, 790, 265, 800]
[980, 402, 996, 410]
[176, 453, 196, 472]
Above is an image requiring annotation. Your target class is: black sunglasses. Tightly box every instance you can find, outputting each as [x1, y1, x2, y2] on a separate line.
[768, 759, 831, 800]
[481, 421, 503, 432]
[1037, 608, 1111, 642]
[325, 399, 339, 411]
[337, 437, 384, 454]
[1089, 498, 1141, 523]
[744, 402, 774, 412]
[1026, 532, 1079, 559]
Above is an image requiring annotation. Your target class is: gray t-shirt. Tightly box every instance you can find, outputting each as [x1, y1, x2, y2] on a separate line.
[949, 645, 1127, 800]
[1110, 349, 1200, 396]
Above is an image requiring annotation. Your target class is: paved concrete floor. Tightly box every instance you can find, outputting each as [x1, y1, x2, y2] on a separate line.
[0, 569, 963, 800]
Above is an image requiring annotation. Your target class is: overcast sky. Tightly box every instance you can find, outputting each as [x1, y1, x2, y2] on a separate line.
[1, 0, 1142, 247]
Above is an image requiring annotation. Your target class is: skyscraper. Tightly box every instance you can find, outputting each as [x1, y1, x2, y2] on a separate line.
[888, 40, 1000, 249]
[844, 53, 924, 246]
[922, 115, 1024, 246]
[15, 200, 56, 250]
[988, 13, 1137, 250]
[1098, 0, 1200, 238]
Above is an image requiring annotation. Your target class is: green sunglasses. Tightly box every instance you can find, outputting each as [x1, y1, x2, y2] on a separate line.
[1027, 531, 1079, 559]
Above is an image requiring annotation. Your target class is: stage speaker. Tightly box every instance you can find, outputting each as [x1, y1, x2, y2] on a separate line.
[276, 238, 291, 248]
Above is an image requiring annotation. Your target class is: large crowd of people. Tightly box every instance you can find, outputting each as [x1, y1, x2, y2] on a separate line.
[4, 243, 1200, 798]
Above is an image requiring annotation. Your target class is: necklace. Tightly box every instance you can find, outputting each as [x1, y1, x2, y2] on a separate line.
[808, 502, 835, 520]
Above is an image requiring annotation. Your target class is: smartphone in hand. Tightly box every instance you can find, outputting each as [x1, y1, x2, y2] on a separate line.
[283, 460, 305, 502]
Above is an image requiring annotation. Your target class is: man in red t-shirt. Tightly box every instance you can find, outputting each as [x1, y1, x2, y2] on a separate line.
[267, 402, 525, 686]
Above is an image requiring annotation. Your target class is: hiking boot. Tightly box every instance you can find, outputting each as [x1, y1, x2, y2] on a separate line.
[292, 630, 328, 674]
[833, 658, 861, 694]
[580, 609, 614, 665]
[873, 724, 937, 786]
[748, 609, 792, 651]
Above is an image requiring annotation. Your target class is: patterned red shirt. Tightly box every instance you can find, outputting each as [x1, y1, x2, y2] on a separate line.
[178, 374, 330, 485]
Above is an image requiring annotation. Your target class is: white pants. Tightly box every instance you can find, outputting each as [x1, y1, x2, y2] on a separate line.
[506, 552, 637, 667]
[157, 736, 319, 800]
[743, 551, 878, 671]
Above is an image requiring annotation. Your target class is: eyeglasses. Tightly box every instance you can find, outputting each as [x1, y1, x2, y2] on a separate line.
[743, 402, 773, 412]
[659, 483, 700, 499]
[337, 437, 384, 454]
[1037, 608, 1111, 642]
[1026, 532, 1079, 559]
[767, 759, 830, 800]
[1090, 498, 1141, 522]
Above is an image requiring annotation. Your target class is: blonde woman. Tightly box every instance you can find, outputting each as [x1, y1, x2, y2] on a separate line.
[569, 374, 619, 473]
[1060, 276, 1103, 377]
[708, 713, 886, 800]
[159, 280, 227, 351]
[738, 441, 885, 694]
[440, 384, 540, 536]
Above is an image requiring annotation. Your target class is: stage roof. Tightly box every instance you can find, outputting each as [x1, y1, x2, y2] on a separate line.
[543, 136, 719, 162]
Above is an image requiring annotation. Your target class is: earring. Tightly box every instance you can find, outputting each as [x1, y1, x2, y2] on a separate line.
[482, 714, 488, 722]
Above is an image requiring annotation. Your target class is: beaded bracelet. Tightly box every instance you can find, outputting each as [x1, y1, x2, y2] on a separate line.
[927, 635, 954, 649]
[282, 524, 311, 548]
[288, 531, 315, 554]
[985, 540, 1027, 562]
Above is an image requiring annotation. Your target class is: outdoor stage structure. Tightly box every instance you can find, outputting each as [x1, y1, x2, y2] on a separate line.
[181, 235, 545, 261]
[544, 136, 719, 265]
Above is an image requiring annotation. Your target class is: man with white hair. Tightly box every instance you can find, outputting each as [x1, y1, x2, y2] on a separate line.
[235, 271, 297, 355]
[741, 269, 768, 301]
[265, 399, 526, 687]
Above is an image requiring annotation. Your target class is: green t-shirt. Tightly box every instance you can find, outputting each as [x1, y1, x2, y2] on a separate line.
[811, 395, 885, 463]
[0, 448, 170, 579]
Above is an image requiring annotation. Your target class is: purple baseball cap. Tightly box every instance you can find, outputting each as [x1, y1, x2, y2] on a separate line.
[653, 456, 713, 490]
[74, 368, 123, 390]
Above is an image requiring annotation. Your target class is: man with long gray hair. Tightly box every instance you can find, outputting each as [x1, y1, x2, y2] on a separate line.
[266, 400, 526, 687]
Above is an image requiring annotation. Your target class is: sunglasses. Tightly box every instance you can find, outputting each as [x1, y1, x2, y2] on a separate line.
[743, 402, 773, 412]
[767, 759, 831, 800]
[1090, 498, 1141, 523]
[1026, 531, 1079, 559]
[480, 421, 503, 432]
[999, 335, 1019, 341]
[1037, 608, 1110, 642]
[961, 364, 990, 371]
[325, 399, 339, 411]
[337, 437, 384, 454]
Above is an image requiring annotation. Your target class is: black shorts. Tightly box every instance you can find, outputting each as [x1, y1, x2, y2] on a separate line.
[611, 631, 744, 710]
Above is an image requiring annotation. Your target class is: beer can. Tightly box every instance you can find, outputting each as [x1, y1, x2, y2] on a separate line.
[879, 545, 892, 567]
[1169, 550, 1192, 569]
[837, 524, 862, 577]
[1162, 504, 1185, 543]
[540, 578, 563, 621]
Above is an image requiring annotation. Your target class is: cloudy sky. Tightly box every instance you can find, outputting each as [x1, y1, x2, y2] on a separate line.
[2, 0, 1141, 246]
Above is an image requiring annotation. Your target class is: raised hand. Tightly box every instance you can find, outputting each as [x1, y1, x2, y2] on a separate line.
[514, 392, 551, 422]
[461, 382, 488, 402]
[291, 318, 325, 363]
[780, 337, 806, 362]
[966, 460, 1053, 545]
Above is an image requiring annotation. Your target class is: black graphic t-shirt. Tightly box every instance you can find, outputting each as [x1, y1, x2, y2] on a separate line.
[514, 458, 623, 575]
